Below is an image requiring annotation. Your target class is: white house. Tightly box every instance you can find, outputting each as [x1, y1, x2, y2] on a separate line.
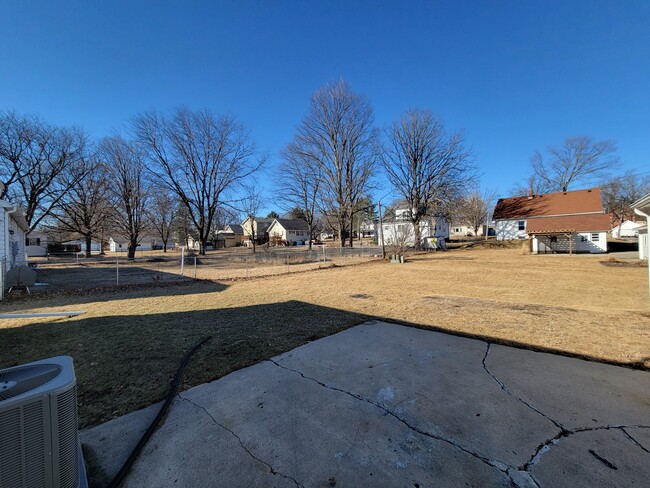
[241, 217, 273, 247]
[637, 225, 648, 260]
[611, 220, 643, 238]
[1, 199, 30, 297]
[25, 231, 48, 257]
[631, 192, 650, 300]
[378, 209, 449, 248]
[450, 223, 495, 238]
[493, 188, 610, 254]
[109, 235, 162, 252]
[62, 238, 102, 254]
[267, 218, 310, 245]
[359, 220, 377, 238]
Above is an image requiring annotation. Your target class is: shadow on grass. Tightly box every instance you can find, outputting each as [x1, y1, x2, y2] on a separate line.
[2, 296, 647, 430]
[3, 278, 228, 308]
[0, 301, 368, 429]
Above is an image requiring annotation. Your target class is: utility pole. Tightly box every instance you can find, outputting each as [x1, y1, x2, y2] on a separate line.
[378, 201, 386, 259]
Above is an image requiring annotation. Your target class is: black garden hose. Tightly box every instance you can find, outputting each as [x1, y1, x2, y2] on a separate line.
[106, 336, 212, 488]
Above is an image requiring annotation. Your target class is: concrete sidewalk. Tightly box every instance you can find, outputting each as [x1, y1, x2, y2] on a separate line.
[81, 321, 650, 487]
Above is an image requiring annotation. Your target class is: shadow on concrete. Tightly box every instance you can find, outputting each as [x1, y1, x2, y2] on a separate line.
[0, 301, 368, 430]
[2, 296, 648, 486]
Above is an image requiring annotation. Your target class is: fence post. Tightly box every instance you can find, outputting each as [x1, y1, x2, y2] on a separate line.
[116, 256, 119, 286]
[180, 247, 185, 276]
[286, 253, 289, 272]
[194, 256, 197, 279]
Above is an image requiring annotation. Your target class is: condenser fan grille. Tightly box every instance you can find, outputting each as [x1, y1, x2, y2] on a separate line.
[0, 363, 62, 401]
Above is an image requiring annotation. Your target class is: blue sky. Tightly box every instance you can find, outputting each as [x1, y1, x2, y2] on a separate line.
[1, 1, 648, 212]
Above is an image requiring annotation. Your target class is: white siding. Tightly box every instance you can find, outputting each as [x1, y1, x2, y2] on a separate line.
[378, 217, 447, 247]
[496, 219, 528, 240]
[639, 230, 648, 260]
[268, 223, 287, 242]
[532, 232, 607, 254]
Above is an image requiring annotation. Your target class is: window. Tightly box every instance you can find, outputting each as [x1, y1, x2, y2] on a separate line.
[454, 227, 461, 233]
[518, 221, 525, 231]
[591, 233, 599, 242]
[580, 236, 588, 242]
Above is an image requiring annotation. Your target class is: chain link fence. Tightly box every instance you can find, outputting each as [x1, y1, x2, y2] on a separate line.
[6, 246, 382, 296]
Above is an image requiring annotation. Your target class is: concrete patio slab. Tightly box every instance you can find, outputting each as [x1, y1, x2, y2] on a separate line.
[81, 321, 650, 487]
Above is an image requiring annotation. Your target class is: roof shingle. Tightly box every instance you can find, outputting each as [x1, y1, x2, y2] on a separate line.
[526, 214, 611, 234]
[493, 188, 604, 220]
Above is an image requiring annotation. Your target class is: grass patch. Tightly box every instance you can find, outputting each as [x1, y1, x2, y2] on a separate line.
[2, 246, 649, 427]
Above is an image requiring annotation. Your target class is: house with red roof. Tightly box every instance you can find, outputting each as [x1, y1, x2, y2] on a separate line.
[493, 188, 610, 254]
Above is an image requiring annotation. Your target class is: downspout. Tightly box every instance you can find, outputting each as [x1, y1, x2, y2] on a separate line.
[633, 208, 650, 302]
[1, 205, 19, 300]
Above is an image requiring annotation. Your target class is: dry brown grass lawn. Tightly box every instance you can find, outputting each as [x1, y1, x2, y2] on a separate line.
[1, 246, 648, 427]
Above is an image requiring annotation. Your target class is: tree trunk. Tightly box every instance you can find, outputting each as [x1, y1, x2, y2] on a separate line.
[85, 235, 92, 258]
[337, 221, 345, 248]
[413, 220, 421, 251]
[349, 220, 354, 248]
[127, 240, 137, 260]
[163, 240, 168, 252]
[308, 223, 313, 250]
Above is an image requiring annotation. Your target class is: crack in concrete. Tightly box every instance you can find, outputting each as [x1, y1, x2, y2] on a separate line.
[523, 424, 650, 470]
[179, 395, 304, 488]
[621, 427, 650, 454]
[269, 357, 650, 488]
[482, 343, 566, 432]
[267, 359, 519, 485]
[481, 342, 650, 472]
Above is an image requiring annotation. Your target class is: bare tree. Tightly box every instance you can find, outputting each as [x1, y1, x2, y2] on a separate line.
[511, 173, 552, 196]
[146, 189, 177, 252]
[0, 111, 35, 198]
[0, 111, 89, 230]
[601, 172, 650, 237]
[101, 136, 148, 260]
[53, 159, 113, 257]
[382, 109, 474, 250]
[134, 108, 262, 255]
[291, 80, 377, 248]
[242, 184, 264, 253]
[276, 138, 321, 249]
[455, 191, 495, 238]
[385, 221, 414, 257]
[532, 137, 618, 192]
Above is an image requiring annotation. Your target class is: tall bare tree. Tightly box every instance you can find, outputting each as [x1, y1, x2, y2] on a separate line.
[455, 191, 495, 238]
[0, 111, 35, 198]
[101, 136, 148, 259]
[382, 109, 474, 250]
[53, 159, 113, 257]
[532, 137, 618, 192]
[601, 172, 650, 237]
[0, 111, 89, 230]
[134, 108, 262, 254]
[511, 173, 552, 196]
[277, 137, 321, 249]
[242, 184, 264, 253]
[291, 80, 377, 248]
[146, 189, 177, 252]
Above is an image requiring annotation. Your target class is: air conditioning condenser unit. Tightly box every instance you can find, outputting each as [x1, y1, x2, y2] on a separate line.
[0, 355, 88, 488]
